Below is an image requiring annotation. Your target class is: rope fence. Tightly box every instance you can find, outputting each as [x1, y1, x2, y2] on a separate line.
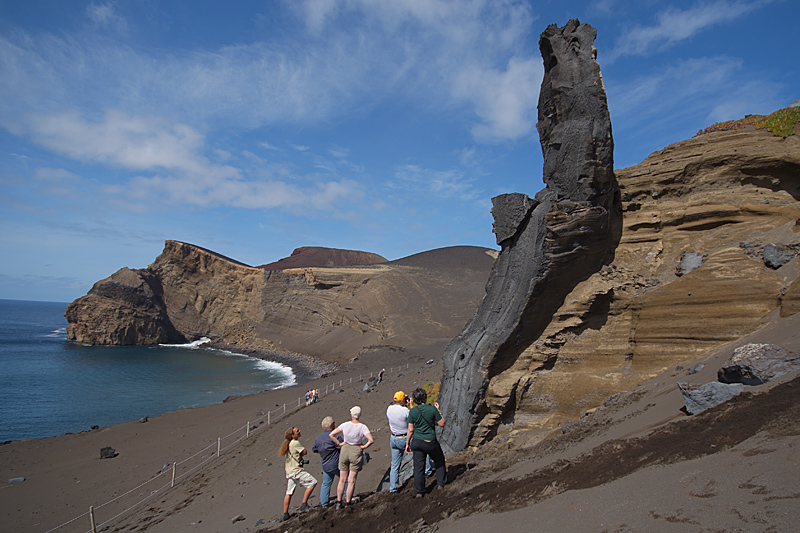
[42, 363, 411, 533]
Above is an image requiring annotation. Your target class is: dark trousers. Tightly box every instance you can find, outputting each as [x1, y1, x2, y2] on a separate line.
[410, 438, 446, 494]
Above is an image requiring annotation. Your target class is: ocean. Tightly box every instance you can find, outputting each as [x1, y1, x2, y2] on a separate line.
[0, 299, 296, 442]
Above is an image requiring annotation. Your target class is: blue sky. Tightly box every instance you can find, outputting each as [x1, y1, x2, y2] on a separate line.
[1, 0, 797, 303]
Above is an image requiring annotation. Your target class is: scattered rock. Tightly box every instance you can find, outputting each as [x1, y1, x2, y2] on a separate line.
[90, 425, 100, 431]
[687, 364, 705, 375]
[678, 382, 745, 415]
[763, 244, 796, 270]
[138, 417, 148, 423]
[718, 343, 800, 385]
[8, 477, 25, 484]
[100, 447, 117, 459]
[231, 514, 245, 524]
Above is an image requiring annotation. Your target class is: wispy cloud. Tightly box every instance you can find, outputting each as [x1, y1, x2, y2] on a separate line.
[608, 0, 770, 61]
[453, 57, 542, 141]
[390, 165, 481, 202]
[0, 0, 542, 144]
[86, 2, 129, 34]
[609, 55, 783, 127]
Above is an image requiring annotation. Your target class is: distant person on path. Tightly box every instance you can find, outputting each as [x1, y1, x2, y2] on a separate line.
[378, 368, 385, 384]
[386, 391, 410, 493]
[405, 387, 446, 497]
[312, 416, 345, 508]
[279, 426, 317, 521]
[329, 406, 374, 508]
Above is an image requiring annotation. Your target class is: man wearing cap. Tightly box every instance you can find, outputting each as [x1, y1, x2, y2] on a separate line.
[386, 391, 410, 493]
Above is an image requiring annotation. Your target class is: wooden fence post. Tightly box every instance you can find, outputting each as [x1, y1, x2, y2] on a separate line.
[89, 506, 97, 533]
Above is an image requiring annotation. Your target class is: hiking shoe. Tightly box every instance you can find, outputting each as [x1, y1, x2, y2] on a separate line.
[298, 502, 310, 512]
[414, 492, 424, 498]
[335, 501, 344, 510]
[281, 512, 290, 522]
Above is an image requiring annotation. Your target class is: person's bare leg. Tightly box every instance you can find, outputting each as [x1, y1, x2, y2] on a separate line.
[301, 483, 316, 504]
[345, 471, 358, 502]
[283, 493, 292, 514]
[336, 470, 348, 501]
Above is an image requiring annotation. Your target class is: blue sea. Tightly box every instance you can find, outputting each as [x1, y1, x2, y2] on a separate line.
[0, 299, 296, 442]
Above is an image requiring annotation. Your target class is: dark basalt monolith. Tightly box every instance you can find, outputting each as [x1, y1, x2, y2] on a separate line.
[438, 19, 621, 452]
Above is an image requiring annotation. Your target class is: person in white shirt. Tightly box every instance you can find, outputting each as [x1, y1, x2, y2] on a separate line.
[386, 391, 410, 493]
[329, 405, 373, 508]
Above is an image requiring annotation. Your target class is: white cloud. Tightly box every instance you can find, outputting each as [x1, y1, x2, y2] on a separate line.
[0, 1, 541, 144]
[453, 57, 542, 142]
[608, 0, 769, 61]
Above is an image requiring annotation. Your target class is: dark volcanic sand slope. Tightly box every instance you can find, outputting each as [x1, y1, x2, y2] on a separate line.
[267, 313, 800, 532]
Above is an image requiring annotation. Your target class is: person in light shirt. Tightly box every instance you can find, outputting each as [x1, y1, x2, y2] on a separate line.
[329, 405, 373, 508]
[386, 391, 410, 493]
[278, 426, 317, 521]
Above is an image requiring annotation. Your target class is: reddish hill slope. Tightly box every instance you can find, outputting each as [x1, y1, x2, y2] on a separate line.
[257, 246, 387, 270]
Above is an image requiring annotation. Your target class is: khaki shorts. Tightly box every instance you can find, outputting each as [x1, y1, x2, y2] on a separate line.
[286, 470, 317, 495]
[338, 444, 364, 472]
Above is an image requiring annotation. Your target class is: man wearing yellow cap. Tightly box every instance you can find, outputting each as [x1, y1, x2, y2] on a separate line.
[386, 390, 410, 493]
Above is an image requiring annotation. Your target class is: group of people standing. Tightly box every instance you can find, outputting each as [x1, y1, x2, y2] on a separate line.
[305, 389, 319, 406]
[277, 387, 447, 522]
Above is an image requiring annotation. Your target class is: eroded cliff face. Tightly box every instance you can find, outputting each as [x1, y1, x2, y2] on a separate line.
[466, 128, 800, 444]
[438, 19, 621, 452]
[66, 242, 495, 366]
[438, 18, 800, 452]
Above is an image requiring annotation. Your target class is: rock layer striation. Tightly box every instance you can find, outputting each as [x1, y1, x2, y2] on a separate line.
[66, 243, 495, 367]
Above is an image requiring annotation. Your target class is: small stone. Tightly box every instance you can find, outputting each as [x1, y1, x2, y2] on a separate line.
[100, 447, 117, 459]
[231, 514, 245, 524]
[687, 364, 704, 375]
[763, 244, 795, 270]
[8, 477, 25, 484]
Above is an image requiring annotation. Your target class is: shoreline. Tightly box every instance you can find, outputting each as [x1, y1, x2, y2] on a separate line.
[0, 349, 441, 533]
[211, 342, 340, 386]
[1, 339, 341, 445]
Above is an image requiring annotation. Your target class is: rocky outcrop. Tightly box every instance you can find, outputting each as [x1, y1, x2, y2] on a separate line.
[257, 246, 387, 270]
[438, 20, 621, 452]
[65, 267, 185, 345]
[439, 21, 800, 451]
[66, 242, 495, 366]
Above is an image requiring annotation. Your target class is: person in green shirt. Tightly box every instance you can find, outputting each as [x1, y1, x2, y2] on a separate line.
[278, 426, 317, 521]
[404, 387, 446, 496]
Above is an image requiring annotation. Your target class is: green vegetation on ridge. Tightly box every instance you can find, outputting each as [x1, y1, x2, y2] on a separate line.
[699, 106, 800, 137]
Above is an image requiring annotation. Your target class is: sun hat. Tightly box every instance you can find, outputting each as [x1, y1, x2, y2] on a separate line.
[394, 391, 406, 402]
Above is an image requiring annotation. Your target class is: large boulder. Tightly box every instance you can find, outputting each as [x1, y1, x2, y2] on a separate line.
[718, 343, 800, 385]
[678, 382, 745, 415]
[438, 19, 621, 452]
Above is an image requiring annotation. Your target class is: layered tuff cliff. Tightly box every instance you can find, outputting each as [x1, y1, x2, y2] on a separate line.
[481, 127, 799, 441]
[437, 18, 800, 451]
[66, 243, 496, 366]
